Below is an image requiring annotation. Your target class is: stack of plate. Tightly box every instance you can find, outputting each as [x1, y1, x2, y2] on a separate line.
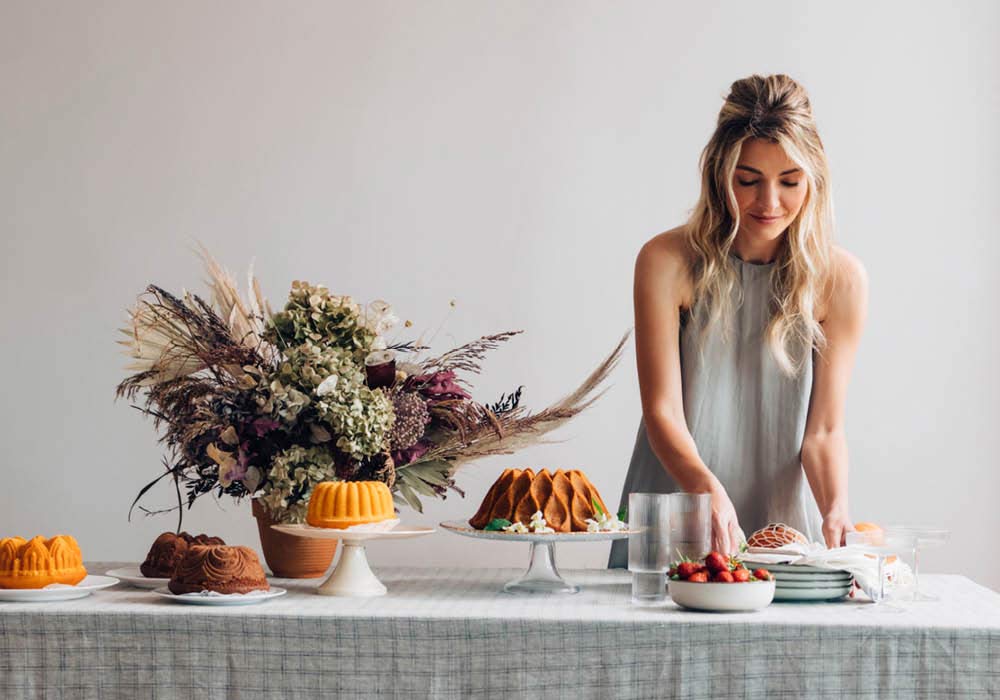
[760, 563, 854, 601]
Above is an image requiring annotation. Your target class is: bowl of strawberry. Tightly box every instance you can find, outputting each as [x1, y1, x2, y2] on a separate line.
[667, 551, 775, 612]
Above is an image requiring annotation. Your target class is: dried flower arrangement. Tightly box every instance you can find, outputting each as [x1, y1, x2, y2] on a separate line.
[117, 250, 626, 526]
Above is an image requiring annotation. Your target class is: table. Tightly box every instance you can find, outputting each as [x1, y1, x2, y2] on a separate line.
[1, 564, 998, 699]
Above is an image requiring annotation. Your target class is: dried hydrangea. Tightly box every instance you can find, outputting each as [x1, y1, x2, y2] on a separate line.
[257, 445, 336, 523]
[389, 391, 430, 450]
[265, 281, 377, 363]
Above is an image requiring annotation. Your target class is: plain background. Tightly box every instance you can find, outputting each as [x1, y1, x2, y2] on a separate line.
[2, 1, 998, 590]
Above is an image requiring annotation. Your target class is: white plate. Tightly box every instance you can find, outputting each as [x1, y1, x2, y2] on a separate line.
[773, 585, 852, 601]
[744, 562, 851, 575]
[668, 579, 776, 612]
[272, 524, 435, 542]
[439, 520, 634, 543]
[105, 566, 170, 590]
[153, 587, 287, 606]
[776, 578, 854, 589]
[772, 570, 853, 583]
[0, 575, 120, 602]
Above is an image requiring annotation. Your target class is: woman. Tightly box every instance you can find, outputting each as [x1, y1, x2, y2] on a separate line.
[609, 74, 867, 567]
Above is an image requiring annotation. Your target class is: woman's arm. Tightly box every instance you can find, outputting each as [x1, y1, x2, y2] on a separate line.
[801, 248, 869, 548]
[634, 229, 744, 554]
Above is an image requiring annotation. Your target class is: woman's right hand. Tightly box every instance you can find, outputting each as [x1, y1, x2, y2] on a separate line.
[708, 484, 744, 555]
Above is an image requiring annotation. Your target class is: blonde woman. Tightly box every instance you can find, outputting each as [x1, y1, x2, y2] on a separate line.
[609, 74, 868, 565]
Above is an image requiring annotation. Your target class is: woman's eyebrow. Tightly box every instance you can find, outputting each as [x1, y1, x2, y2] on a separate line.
[736, 165, 802, 176]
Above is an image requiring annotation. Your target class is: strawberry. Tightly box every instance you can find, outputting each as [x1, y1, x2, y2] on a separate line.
[704, 551, 728, 574]
[677, 561, 701, 579]
[712, 570, 735, 583]
[687, 570, 709, 583]
[668, 566, 678, 578]
[752, 568, 772, 581]
[732, 567, 751, 583]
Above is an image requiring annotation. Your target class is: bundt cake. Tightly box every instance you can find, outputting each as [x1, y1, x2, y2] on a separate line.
[306, 481, 395, 529]
[0, 535, 87, 589]
[140, 531, 226, 578]
[469, 468, 609, 533]
[168, 544, 269, 594]
[746, 523, 809, 548]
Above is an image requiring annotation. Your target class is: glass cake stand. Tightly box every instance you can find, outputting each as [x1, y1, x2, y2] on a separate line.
[271, 523, 434, 597]
[439, 520, 634, 594]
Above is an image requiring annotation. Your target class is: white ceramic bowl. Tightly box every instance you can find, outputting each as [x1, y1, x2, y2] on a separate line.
[668, 578, 776, 612]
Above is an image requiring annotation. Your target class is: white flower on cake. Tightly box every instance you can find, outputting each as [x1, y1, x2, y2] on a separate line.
[502, 521, 529, 534]
[585, 510, 627, 533]
[528, 510, 555, 534]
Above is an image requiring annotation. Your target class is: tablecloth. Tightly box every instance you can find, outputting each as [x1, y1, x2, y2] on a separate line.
[1, 564, 998, 699]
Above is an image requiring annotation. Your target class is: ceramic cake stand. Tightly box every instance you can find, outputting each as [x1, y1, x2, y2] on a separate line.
[271, 524, 434, 597]
[440, 520, 634, 594]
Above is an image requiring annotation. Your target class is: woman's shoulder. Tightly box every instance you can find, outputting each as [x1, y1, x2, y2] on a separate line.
[819, 245, 868, 322]
[635, 226, 696, 305]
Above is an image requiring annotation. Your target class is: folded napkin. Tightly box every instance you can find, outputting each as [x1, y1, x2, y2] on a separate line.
[741, 543, 913, 600]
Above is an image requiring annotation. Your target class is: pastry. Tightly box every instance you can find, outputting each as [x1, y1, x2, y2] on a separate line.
[306, 481, 395, 529]
[168, 544, 269, 594]
[469, 468, 609, 533]
[140, 531, 225, 578]
[0, 535, 87, 589]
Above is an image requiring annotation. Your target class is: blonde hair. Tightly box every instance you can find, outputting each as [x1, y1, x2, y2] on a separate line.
[686, 74, 833, 375]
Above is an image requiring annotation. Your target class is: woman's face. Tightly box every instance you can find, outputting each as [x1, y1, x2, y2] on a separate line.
[731, 138, 808, 243]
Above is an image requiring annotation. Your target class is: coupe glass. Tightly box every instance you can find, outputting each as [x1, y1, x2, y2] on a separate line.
[845, 528, 916, 613]
[628, 493, 670, 605]
[884, 526, 950, 602]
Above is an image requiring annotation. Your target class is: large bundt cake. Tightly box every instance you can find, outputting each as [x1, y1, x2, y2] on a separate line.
[469, 468, 609, 533]
[306, 481, 395, 529]
[140, 531, 226, 578]
[0, 535, 87, 589]
[168, 544, 269, 595]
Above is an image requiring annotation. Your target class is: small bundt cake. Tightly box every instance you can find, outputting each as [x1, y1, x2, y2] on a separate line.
[469, 468, 609, 533]
[746, 523, 809, 548]
[140, 531, 226, 578]
[306, 481, 395, 529]
[0, 535, 87, 589]
[168, 545, 269, 595]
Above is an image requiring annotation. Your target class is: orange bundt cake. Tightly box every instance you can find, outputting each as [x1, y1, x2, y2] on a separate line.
[140, 531, 226, 578]
[469, 468, 609, 533]
[168, 545, 269, 595]
[306, 481, 396, 529]
[0, 535, 87, 589]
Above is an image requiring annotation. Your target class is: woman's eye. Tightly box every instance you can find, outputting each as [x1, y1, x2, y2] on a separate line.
[781, 181, 800, 188]
[737, 179, 758, 187]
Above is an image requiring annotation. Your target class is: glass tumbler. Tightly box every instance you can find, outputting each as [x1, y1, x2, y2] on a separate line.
[668, 492, 712, 561]
[628, 493, 670, 605]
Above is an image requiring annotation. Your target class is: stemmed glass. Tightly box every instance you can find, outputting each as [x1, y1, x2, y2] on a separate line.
[884, 526, 950, 602]
[845, 529, 915, 613]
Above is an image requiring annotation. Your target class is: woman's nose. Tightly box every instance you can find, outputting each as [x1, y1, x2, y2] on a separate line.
[757, 183, 781, 212]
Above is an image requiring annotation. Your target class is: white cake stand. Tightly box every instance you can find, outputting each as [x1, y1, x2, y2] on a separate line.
[440, 520, 634, 594]
[271, 523, 434, 597]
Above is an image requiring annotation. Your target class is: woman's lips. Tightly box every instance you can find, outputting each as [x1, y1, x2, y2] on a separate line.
[750, 214, 782, 224]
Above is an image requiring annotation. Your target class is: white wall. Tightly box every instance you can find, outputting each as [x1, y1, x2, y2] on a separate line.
[2, 1, 998, 589]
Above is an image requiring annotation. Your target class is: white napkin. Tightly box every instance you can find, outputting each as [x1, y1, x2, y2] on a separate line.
[740, 543, 913, 600]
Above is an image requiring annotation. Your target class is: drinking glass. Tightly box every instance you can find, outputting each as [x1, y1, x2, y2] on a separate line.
[668, 492, 711, 561]
[628, 493, 670, 606]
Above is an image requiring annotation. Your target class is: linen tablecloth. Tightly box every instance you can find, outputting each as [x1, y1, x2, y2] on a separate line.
[1, 564, 998, 699]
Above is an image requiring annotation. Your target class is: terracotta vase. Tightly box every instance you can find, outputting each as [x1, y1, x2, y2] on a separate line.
[252, 499, 337, 578]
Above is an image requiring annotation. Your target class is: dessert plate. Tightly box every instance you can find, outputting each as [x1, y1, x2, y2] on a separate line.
[105, 566, 169, 590]
[0, 575, 120, 602]
[439, 520, 636, 543]
[153, 587, 287, 606]
[773, 584, 852, 602]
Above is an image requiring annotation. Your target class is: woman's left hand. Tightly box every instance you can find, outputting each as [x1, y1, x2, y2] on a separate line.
[821, 509, 854, 549]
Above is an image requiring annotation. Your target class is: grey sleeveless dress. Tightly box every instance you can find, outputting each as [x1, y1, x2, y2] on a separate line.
[608, 255, 823, 568]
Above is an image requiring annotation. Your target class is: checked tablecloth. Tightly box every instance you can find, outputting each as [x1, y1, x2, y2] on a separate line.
[1, 565, 998, 699]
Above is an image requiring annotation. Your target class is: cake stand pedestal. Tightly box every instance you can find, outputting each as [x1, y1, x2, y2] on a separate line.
[439, 520, 633, 594]
[271, 524, 434, 597]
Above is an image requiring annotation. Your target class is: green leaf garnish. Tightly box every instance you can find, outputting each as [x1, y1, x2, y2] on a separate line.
[591, 498, 606, 517]
[617, 506, 627, 522]
[484, 518, 512, 531]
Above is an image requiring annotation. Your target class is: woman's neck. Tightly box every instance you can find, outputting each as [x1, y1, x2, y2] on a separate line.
[732, 232, 783, 264]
